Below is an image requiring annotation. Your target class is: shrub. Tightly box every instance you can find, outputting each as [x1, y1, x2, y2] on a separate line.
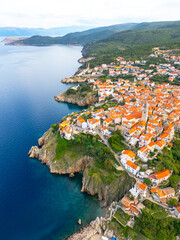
[51, 123, 59, 133]
[108, 130, 126, 152]
[66, 88, 76, 95]
[144, 178, 152, 186]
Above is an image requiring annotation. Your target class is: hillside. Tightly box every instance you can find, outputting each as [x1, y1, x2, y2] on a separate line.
[83, 23, 180, 57]
[9, 23, 137, 46]
[54, 83, 98, 106]
[29, 128, 135, 205]
[9, 20, 180, 49]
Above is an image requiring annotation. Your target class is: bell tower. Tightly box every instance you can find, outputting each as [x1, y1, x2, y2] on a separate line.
[142, 101, 148, 123]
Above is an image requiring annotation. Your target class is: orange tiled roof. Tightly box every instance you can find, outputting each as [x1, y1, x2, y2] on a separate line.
[154, 169, 170, 180]
[123, 150, 136, 158]
[137, 182, 148, 191]
[126, 161, 139, 170]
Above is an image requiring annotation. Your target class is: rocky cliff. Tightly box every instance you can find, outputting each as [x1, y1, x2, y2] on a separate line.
[29, 129, 91, 174]
[54, 91, 98, 106]
[29, 128, 134, 206]
[68, 202, 120, 240]
[81, 161, 135, 206]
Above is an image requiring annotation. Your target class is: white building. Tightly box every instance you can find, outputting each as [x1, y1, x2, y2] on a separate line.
[122, 160, 140, 175]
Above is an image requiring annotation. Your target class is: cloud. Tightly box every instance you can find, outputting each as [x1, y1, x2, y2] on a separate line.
[1, 0, 180, 28]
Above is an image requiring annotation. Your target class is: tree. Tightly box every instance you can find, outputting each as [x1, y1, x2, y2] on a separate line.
[167, 198, 178, 207]
[51, 123, 59, 133]
[144, 178, 152, 186]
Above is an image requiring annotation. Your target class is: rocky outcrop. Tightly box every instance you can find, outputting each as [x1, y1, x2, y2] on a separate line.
[28, 146, 40, 159]
[61, 76, 89, 83]
[51, 155, 92, 175]
[29, 128, 134, 206]
[68, 215, 117, 240]
[78, 57, 95, 63]
[68, 217, 105, 240]
[28, 128, 92, 174]
[81, 162, 135, 206]
[29, 129, 57, 168]
[54, 91, 97, 106]
[38, 137, 44, 147]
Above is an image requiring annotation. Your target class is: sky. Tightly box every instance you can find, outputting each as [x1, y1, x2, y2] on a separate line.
[1, 0, 180, 28]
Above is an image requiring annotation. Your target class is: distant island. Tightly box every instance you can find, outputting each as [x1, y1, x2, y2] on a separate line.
[11, 19, 180, 239]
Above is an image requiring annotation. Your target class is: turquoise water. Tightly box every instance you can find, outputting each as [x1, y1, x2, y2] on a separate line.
[0, 42, 104, 240]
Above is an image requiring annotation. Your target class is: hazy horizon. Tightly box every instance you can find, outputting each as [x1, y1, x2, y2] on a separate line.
[1, 19, 180, 30]
[2, 0, 180, 28]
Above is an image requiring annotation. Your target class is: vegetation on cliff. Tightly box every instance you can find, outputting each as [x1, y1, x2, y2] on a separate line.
[52, 135, 88, 172]
[55, 83, 98, 106]
[53, 132, 118, 174]
[33, 127, 135, 205]
[108, 130, 126, 153]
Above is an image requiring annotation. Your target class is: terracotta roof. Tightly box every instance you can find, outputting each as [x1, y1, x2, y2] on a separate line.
[130, 206, 139, 213]
[154, 169, 170, 180]
[78, 119, 85, 123]
[136, 181, 148, 191]
[126, 161, 139, 170]
[175, 205, 180, 213]
[148, 141, 155, 147]
[123, 150, 136, 158]
[155, 140, 166, 148]
[139, 146, 149, 153]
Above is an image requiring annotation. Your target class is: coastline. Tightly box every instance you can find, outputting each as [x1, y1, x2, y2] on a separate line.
[0, 43, 107, 240]
[26, 39, 180, 239]
[67, 218, 104, 240]
[28, 54, 131, 239]
[28, 55, 108, 239]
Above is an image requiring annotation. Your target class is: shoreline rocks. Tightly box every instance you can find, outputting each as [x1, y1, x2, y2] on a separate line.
[78, 57, 95, 63]
[61, 76, 89, 83]
[67, 216, 116, 240]
[28, 146, 40, 159]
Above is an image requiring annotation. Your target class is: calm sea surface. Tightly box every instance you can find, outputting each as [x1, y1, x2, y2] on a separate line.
[0, 42, 104, 240]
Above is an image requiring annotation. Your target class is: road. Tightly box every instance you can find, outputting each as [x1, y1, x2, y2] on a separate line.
[96, 127, 140, 181]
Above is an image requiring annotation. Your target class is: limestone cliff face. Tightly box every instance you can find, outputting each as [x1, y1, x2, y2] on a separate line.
[81, 162, 135, 206]
[28, 128, 57, 168]
[28, 128, 91, 174]
[54, 91, 97, 106]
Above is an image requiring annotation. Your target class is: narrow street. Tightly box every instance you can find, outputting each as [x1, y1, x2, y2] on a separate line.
[96, 127, 140, 181]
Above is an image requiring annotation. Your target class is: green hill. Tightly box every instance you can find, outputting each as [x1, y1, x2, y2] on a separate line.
[83, 22, 180, 56]
[11, 20, 180, 61]
[11, 23, 137, 46]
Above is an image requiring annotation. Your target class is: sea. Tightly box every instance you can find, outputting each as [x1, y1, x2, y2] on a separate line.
[0, 41, 104, 240]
